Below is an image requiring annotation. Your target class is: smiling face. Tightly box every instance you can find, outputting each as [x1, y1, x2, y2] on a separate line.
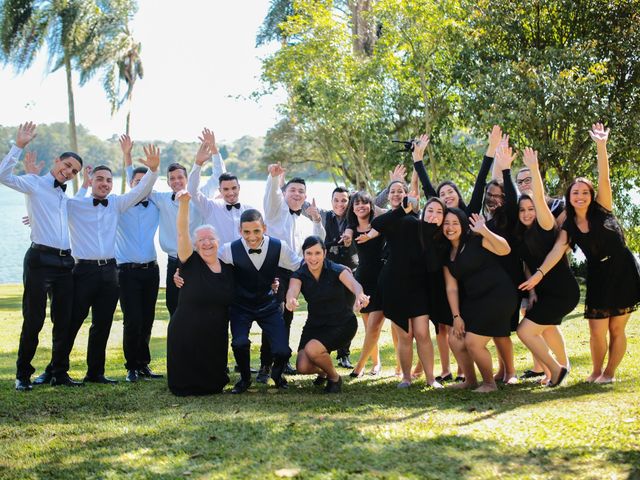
[443, 212, 462, 243]
[484, 183, 504, 214]
[516, 169, 533, 196]
[353, 198, 371, 220]
[303, 242, 326, 273]
[195, 227, 219, 260]
[438, 184, 460, 209]
[388, 182, 407, 208]
[518, 198, 536, 227]
[91, 168, 113, 200]
[219, 179, 240, 205]
[284, 182, 306, 211]
[424, 200, 444, 226]
[167, 168, 187, 193]
[332, 191, 349, 217]
[240, 219, 266, 249]
[51, 156, 81, 184]
[569, 181, 592, 212]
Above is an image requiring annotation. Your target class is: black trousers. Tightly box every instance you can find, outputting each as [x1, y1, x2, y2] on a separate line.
[62, 262, 119, 377]
[165, 256, 180, 317]
[16, 247, 74, 380]
[118, 264, 160, 371]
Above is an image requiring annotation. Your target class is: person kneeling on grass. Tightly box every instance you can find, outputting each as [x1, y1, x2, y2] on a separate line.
[286, 236, 369, 393]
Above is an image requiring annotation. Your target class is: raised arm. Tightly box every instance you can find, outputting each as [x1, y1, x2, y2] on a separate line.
[187, 142, 214, 214]
[305, 198, 327, 240]
[264, 162, 286, 222]
[176, 191, 194, 263]
[197, 128, 225, 197]
[338, 268, 370, 312]
[119, 134, 134, 183]
[522, 147, 554, 230]
[470, 213, 511, 256]
[589, 123, 612, 211]
[23, 150, 44, 175]
[468, 125, 502, 214]
[0, 122, 37, 193]
[116, 144, 160, 212]
[494, 143, 518, 224]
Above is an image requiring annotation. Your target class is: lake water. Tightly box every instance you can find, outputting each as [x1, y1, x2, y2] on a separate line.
[0, 178, 338, 285]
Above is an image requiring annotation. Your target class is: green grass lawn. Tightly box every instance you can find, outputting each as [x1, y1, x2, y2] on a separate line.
[0, 284, 638, 479]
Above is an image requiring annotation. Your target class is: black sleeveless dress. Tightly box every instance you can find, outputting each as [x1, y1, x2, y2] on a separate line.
[517, 223, 580, 325]
[563, 205, 640, 318]
[167, 254, 234, 395]
[353, 228, 384, 313]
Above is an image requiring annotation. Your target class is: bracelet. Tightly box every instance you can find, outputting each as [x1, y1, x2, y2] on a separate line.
[536, 268, 545, 277]
[453, 314, 460, 319]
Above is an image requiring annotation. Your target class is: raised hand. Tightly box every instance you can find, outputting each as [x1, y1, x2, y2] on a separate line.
[486, 125, 503, 157]
[389, 164, 406, 183]
[412, 134, 429, 162]
[24, 151, 44, 175]
[195, 142, 212, 166]
[198, 128, 219, 154]
[494, 142, 516, 171]
[175, 190, 191, 203]
[306, 198, 321, 222]
[353, 293, 370, 312]
[469, 213, 487, 234]
[340, 231, 353, 247]
[82, 166, 93, 188]
[140, 144, 160, 172]
[522, 147, 539, 170]
[268, 162, 285, 178]
[16, 122, 37, 149]
[119, 134, 133, 155]
[589, 122, 609, 146]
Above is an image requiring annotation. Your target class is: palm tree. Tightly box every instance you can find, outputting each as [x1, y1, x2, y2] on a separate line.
[0, 0, 136, 191]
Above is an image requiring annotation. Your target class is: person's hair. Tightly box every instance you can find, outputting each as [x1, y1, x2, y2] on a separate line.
[513, 194, 558, 260]
[436, 180, 467, 211]
[193, 224, 218, 248]
[444, 207, 471, 249]
[284, 177, 306, 190]
[419, 197, 446, 251]
[387, 179, 408, 193]
[219, 172, 239, 184]
[93, 165, 112, 175]
[167, 163, 187, 176]
[516, 167, 531, 178]
[332, 186, 349, 198]
[60, 152, 83, 167]
[240, 208, 264, 224]
[483, 179, 509, 230]
[302, 235, 326, 253]
[347, 190, 375, 228]
[131, 166, 148, 178]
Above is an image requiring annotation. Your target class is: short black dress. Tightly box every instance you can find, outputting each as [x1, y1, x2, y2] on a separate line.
[517, 223, 580, 325]
[294, 260, 358, 352]
[167, 254, 234, 396]
[372, 208, 430, 331]
[353, 228, 384, 313]
[446, 235, 518, 337]
[563, 205, 640, 319]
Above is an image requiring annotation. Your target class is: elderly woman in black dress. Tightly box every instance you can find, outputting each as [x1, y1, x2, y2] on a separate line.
[521, 124, 640, 384]
[286, 236, 369, 393]
[514, 148, 579, 387]
[166, 191, 235, 396]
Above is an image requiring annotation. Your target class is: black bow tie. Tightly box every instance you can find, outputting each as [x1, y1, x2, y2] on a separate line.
[248, 248, 262, 255]
[53, 180, 67, 192]
[289, 208, 302, 216]
[93, 198, 108, 207]
[171, 193, 176, 201]
[136, 200, 149, 208]
[226, 203, 241, 211]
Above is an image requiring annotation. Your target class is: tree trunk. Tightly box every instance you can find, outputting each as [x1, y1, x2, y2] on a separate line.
[65, 55, 79, 193]
[349, 0, 376, 57]
[121, 91, 133, 194]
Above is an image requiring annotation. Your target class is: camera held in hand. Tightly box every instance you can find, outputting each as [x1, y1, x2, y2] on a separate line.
[392, 140, 415, 153]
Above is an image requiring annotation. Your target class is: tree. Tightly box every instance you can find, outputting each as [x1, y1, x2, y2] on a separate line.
[0, 0, 137, 191]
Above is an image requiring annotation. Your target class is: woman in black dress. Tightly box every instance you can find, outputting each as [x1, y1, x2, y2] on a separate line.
[443, 208, 518, 392]
[514, 148, 579, 387]
[286, 236, 369, 393]
[166, 191, 235, 396]
[347, 191, 385, 377]
[521, 124, 640, 384]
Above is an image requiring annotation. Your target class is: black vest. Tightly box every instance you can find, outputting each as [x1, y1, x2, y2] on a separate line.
[324, 211, 358, 269]
[230, 237, 282, 306]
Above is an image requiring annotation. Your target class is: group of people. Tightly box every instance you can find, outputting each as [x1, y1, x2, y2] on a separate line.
[2, 120, 638, 395]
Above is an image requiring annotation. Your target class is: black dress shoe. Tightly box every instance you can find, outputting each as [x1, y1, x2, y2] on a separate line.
[273, 376, 289, 390]
[32, 371, 52, 386]
[51, 375, 83, 387]
[313, 375, 328, 385]
[283, 363, 297, 375]
[231, 379, 252, 394]
[83, 375, 118, 385]
[126, 370, 138, 383]
[15, 379, 32, 391]
[234, 365, 258, 374]
[324, 376, 343, 393]
[547, 367, 569, 388]
[337, 356, 353, 369]
[520, 369, 545, 380]
[137, 366, 163, 379]
[435, 373, 453, 383]
[256, 365, 271, 384]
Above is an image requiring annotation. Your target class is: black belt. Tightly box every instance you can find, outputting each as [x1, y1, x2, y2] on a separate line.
[76, 258, 116, 266]
[118, 261, 158, 270]
[31, 242, 71, 257]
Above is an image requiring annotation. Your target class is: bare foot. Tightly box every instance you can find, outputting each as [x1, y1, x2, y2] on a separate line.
[586, 372, 602, 383]
[493, 370, 505, 382]
[473, 383, 498, 393]
[504, 376, 519, 385]
[449, 381, 478, 390]
[538, 376, 550, 386]
[369, 364, 381, 376]
[594, 375, 615, 384]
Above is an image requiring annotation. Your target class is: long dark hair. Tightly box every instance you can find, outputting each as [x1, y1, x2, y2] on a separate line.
[419, 197, 445, 252]
[514, 194, 558, 260]
[347, 190, 374, 229]
[436, 180, 468, 212]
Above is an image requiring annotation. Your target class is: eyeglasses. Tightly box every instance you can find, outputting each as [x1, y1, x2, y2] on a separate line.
[516, 177, 532, 186]
[486, 192, 505, 199]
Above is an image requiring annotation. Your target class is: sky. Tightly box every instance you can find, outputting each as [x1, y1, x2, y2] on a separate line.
[0, 0, 285, 143]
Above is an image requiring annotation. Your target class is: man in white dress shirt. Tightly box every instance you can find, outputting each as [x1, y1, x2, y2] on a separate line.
[0, 122, 84, 391]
